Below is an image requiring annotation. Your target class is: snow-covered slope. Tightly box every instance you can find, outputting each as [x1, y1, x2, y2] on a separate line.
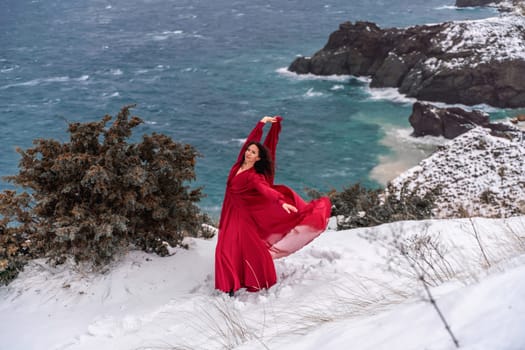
[426, 14, 525, 71]
[1, 216, 524, 350]
[390, 127, 525, 218]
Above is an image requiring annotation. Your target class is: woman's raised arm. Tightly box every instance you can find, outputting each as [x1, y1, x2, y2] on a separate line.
[263, 116, 282, 184]
[234, 116, 278, 165]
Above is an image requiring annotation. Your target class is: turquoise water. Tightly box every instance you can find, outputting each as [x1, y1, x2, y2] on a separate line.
[0, 0, 505, 218]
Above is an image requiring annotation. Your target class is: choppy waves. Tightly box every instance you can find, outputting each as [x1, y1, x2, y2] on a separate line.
[1, 75, 89, 90]
[149, 30, 205, 41]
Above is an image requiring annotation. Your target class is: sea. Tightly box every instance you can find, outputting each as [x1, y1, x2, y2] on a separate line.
[0, 0, 510, 219]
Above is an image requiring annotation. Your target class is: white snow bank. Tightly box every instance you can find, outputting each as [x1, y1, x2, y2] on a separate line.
[1, 216, 525, 350]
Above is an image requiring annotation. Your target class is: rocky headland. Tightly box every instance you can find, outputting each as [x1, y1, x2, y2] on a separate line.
[289, 15, 525, 108]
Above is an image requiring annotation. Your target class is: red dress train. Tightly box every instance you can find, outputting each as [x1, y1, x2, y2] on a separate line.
[214, 118, 331, 293]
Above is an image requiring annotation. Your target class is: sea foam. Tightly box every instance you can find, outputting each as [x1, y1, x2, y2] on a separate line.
[276, 67, 351, 82]
[364, 86, 416, 105]
[150, 30, 204, 41]
[304, 88, 323, 98]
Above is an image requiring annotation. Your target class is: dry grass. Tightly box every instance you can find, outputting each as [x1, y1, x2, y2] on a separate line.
[141, 217, 525, 350]
[268, 274, 412, 338]
[186, 297, 269, 350]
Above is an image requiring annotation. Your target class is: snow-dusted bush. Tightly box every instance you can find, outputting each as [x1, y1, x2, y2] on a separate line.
[0, 105, 209, 285]
[309, 183, 436, 230]
[0, 191, 35, 284]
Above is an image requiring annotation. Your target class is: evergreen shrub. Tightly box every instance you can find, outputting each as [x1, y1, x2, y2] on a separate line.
[0, 105, 210, 284]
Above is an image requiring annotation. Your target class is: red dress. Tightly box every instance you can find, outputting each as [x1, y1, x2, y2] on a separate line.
[214, 118, 331, 293]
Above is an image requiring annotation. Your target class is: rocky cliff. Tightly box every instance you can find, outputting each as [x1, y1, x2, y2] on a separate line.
[289, 15, 525, 108]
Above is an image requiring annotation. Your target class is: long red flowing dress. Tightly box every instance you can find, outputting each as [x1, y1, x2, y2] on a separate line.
[215, 118, 331, 293]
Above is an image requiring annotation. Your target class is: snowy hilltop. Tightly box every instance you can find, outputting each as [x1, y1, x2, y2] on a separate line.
[0, 216, 524, 349]
[426, 14, 525, 70]
[390, 126, 525, 218]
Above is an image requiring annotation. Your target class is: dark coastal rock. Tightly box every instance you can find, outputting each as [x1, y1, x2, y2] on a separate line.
[409, 102, 516, 139]
[289, 17, 525, 108]
[289, 21, 389, 76]
[455, 0, 502, 7]
[455, 0, 523, 11]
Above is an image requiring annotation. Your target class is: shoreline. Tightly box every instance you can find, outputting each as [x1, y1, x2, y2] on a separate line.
[370, 126, 446, 186]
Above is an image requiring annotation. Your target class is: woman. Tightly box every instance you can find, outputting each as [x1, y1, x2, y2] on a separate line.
[215, 115, 331, 296]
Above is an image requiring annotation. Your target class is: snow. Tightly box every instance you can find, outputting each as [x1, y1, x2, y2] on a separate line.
[425, 14, 525, 71]
[2, 215, 525, 350]
[390, 127, 525, 218]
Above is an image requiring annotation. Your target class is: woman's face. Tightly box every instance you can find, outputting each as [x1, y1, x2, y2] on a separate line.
[244, 144, 261, 165]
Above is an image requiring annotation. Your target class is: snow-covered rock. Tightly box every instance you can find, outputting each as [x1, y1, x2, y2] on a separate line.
[390, 127, 525, 218]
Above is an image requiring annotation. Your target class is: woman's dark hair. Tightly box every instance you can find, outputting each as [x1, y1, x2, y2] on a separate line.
[244, 142, 273, 177]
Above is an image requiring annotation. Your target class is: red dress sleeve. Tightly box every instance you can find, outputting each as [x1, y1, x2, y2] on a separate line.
[252, 173, 285, 206]
[262, 116, 282, 185]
